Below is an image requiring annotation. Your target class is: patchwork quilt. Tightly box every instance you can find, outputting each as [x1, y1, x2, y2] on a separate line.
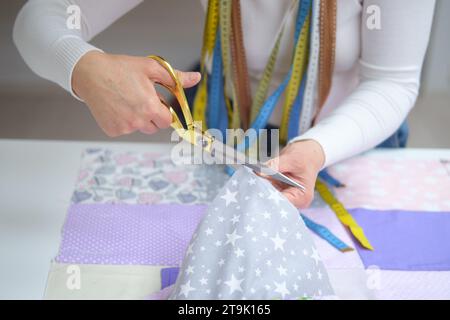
[45, 148, 450, 300]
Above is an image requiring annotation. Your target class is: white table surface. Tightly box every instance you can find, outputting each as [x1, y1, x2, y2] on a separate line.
[0, 139, 172, 299]
[0, 139, 449, 299]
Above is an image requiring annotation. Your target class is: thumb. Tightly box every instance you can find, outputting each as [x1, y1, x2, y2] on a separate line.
[177, 70, 201, 88]
[265, 153, 294, 174]
[147, 59, 201, 88]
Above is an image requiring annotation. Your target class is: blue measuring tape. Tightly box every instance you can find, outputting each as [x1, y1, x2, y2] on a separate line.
[287, 77, 306, 140]
[318, 169, 345, 188]
[231, 2, 311, 154]
[285, 0, 311, 141]
[241, 71, 292, 148]
[208, 30, 228, 138]
[241, 0, 311, 141]
[224, 0, 312, 175]
[207, 0, 311, 153]
[300, 213, 353, 252]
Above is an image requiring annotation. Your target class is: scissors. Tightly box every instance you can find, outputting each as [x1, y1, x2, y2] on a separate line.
[148, 55, 305, 192]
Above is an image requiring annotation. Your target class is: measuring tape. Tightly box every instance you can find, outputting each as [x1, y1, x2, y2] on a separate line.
[301, 214, 353, 252]
[287, 77, 306, 140]
[193, 0, 219, 130]
[280, 1, 311, 144]
[208, 32, 229, 136]
[198, 0, 313, 144]
[252, 0, 311, 145]
[193, 1, 367, 254]
[236, 0, 312, 152]
[249, 0, 298, 123]
[318, 169, 345, 187]
[287, 0, 314, 142]
[196, 0, 330, 145]
[298, 0, 321, 135]
[219, 0, 241, 130]
[315, 179, 374, 250]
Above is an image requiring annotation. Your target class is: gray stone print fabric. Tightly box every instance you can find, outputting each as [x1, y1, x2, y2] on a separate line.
[169, 167, 335, 299]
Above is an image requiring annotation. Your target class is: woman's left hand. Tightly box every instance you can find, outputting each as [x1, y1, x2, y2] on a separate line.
[265, 139, 325, 208]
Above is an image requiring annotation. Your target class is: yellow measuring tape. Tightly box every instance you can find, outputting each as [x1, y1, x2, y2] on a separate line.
[193, 0, 219, 129]
[248, 2, 296, 124]
[315, 179, 374, 250]
[279, 12, 311, 145]
[219, 0, 241, 130]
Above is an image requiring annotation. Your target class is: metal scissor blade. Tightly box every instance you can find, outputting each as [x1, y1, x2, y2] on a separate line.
[242, 162, 306, 192]
[207, 139, 306, 192]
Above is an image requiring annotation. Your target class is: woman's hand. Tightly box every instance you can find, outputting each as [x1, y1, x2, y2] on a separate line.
[72, 51, 201, 137]
[266, 139, 325, 208]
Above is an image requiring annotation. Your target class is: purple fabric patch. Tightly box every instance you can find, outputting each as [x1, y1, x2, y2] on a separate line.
[56, 204, 207, 265]
[351, 209, 450, 271]
[161, 267, 179, 289]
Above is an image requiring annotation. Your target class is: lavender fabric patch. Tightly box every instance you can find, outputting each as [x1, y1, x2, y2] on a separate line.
[56, 204, 207, 265]
[351, 209, 450, 271]
[161, 268, 180, 289]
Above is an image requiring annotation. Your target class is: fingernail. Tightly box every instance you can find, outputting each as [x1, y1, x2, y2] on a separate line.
[190, 72, 200, 80]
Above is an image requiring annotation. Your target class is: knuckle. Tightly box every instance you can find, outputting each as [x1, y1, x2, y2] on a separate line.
[148, 58, 158, 68]
[121, 125, 134, 135]
[142, 99, 158, 117]
[159, 112, 173, 128]
[142, 106, 155, 118]
[148, 126, 158, 134]
[115, 120, 134, 135]
[145, 58, 158, 72]
[104, 127, 119, 138]
[160, 119, 172, 129]
[143, 124, 157, 134]
[130, 119, 142, 130]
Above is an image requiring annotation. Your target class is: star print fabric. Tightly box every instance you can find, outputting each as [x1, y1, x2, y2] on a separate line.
[169, 167, 334, 300]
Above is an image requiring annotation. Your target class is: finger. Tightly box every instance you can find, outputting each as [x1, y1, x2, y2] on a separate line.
[269, 179, 285, 192]
[265, 154, 294, 173]
[257, 171, 286, 191]
[152, 103, 173, 129]
[282, 187, 311, 209]
[146, 60, 201, 88]
[139, 121, 159, 135]
[147, 90, 173, 129]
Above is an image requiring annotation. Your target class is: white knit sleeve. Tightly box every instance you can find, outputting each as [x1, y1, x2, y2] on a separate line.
[13, 0, 142, 98]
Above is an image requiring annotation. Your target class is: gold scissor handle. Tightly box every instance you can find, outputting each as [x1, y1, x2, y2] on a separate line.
[147, 55, 215, 151]
[147, 55, 193, 131]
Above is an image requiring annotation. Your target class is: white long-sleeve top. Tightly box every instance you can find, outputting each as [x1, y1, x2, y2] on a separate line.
[13, 0, 435, 167]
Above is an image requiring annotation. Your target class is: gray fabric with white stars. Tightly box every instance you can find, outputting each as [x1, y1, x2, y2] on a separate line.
[169, 167, 334, 300]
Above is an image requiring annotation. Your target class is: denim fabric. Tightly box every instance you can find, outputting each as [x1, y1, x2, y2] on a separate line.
[376, 121, 409, 148]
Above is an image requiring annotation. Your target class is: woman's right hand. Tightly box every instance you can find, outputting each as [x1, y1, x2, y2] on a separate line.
[72, 51, 201, 137]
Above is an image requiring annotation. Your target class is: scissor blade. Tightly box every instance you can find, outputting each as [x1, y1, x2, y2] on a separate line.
[242, 162, 306, 191]
[207, 139, 306, 191]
